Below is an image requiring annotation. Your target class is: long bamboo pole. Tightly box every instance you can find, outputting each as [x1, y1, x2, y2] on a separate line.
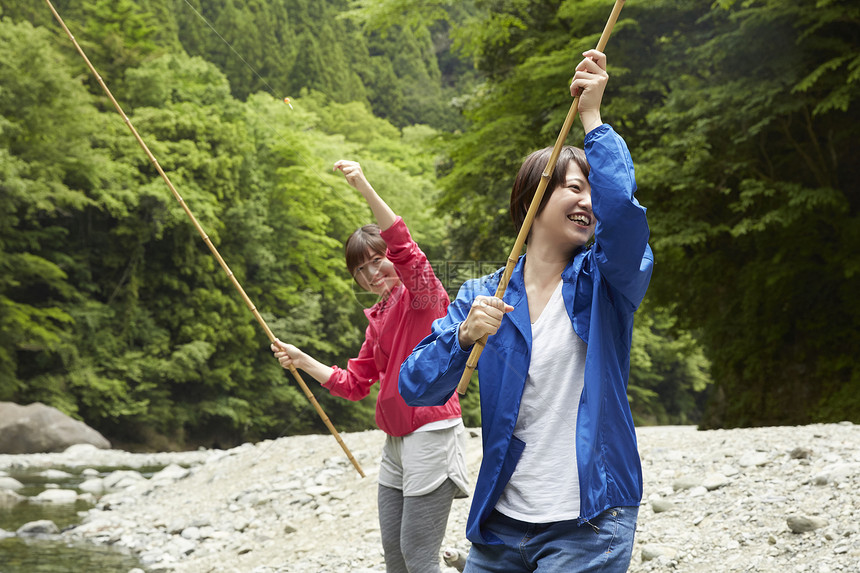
[44, 0, 365, 478]
[457, 0, 626, 395]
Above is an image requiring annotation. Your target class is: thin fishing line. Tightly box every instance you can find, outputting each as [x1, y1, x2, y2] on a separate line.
[179, 0, 349, 201]
[181, 0, 277, 95]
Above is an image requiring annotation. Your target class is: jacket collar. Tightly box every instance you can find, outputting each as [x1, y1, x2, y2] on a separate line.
[562, 246, 588, 282]
[501, 246, 589, 345]
[364, 283, 405, 322]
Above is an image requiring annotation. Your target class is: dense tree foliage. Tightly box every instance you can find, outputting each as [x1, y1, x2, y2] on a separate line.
[438, 0, 859, 427]
[5, 0, 849, 448]
[0, 4, 454, 447]
[637, 0, 860, 427]
[0, 0, 464, 129]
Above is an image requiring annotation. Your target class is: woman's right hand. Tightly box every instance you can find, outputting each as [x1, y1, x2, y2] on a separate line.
[458, 296, 514, 348]
[333, 159, 397, 231]
[333, 160, 373, 195]
[271, 339, 334, 385]
[271, 339, 305, 371]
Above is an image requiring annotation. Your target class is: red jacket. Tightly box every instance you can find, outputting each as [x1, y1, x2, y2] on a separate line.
[323, 216, 461, 436]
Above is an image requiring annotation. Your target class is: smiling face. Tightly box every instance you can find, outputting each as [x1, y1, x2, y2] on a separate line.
[510, 145, 594, 256]
[531, 162, 595, 251]
[345, 224, 401, 298]
[352, 250, 400, 297]
[510, 146, 591, 231]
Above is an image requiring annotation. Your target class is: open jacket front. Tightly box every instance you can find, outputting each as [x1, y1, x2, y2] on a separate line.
[399, 124, 654, 544]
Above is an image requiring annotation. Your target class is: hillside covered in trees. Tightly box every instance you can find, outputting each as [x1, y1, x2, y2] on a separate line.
[1, 0, 856, 448]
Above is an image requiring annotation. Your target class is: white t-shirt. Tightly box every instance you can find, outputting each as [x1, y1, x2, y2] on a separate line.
[495, 280, 587, 522]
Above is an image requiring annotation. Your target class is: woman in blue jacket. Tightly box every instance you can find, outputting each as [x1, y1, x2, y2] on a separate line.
[399, 49, 653, 572]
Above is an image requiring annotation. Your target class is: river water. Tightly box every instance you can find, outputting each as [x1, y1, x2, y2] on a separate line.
[0, 467, 145, 572]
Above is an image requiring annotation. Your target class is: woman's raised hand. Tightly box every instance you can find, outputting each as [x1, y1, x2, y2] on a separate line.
[333, 159, 397, 230]
[334, 160, 373, 195]
[570, 49, 608, 133]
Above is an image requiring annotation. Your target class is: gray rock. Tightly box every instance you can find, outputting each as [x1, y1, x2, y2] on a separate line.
[718, 464, 739, 477]
[167, 519, 187, 534]
[641, 544, 678, 561]
[69, 516, 117, 536]
[103, 469, 145, 490]
[33, 489, 78, 503]
[0, 476, 24, 490]
[17, 519, 60, 536]
[790, 447, 813, 459]
[151, 463, 190, 482]
[811, 463, 859, 486]
[165, 536, 197, 558]
[305, 485, 332, 497]
[738, 451, 770, 467]
[787, 515, 828, 533]
[703, 473, 730, 490]
[0, 489, 25, 506]
[62, 443, 102, 458]
[0, 402, 110, 454]
[40, 469, 74, 480]
[650, 498, 677, 513]
[181, 526, 201, 540]
[79, 477, 105, 494]
[672, 475, 703, 491]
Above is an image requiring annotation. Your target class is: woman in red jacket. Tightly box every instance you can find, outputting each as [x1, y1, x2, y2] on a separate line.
[272, 160, 468, 573]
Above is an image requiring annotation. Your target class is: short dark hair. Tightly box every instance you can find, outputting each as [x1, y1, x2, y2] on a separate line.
[510, 146, 590, 235]
[345, 224, 387, 277]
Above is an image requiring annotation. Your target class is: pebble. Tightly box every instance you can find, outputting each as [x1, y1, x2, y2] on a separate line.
[32, 489, 79, 503]
[786, 515, 829, 533]
[649, 498, 676, 513]
[1, 424, 858, 572]
[0, 476, 24, 490]
[17, 519, 60, 536]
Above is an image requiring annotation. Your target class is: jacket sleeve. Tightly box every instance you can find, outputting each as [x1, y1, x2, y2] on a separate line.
[586, 124, 654, 310]
[399, 279, 483, 406]
[380, 216, 447, 300]
[322, 324, 379, 401]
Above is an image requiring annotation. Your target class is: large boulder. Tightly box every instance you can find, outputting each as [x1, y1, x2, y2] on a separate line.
[0, 402, 110, 454]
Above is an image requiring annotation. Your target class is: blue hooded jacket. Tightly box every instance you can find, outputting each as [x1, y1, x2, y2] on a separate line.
[399, 124, 653, 544]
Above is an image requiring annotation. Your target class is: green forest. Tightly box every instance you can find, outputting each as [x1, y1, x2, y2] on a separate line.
[1, 0, 857, 449]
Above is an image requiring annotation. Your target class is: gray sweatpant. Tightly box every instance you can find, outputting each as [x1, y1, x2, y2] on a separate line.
[378, 478, 457, 573]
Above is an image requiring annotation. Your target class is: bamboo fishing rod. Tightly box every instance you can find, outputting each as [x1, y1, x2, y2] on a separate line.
[457, 0, 626, 395]
[44, 0, 365, 478]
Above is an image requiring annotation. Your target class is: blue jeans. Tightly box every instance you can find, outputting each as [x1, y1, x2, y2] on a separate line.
[463, 506, 639, 573]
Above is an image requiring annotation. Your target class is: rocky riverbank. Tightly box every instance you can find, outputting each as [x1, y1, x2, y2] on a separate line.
[1, 423, 858, 572]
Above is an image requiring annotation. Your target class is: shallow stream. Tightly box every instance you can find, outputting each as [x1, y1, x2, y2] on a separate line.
[0, 467, 146, 572]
